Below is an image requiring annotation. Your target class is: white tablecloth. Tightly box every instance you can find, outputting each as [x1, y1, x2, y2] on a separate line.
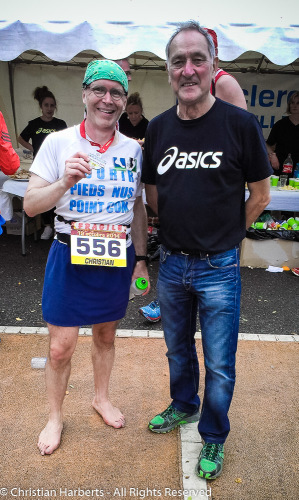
[245, 188, 299, 211]
[0, 179, 29, 221]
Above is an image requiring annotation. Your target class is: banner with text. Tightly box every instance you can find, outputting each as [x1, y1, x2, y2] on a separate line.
[235, 73, 298, 138]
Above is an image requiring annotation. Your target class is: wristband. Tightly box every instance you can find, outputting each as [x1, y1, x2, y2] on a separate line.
[135, 255, 149, 264]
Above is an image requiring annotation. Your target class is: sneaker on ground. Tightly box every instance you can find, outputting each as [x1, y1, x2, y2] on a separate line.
[291, 267, 299, 276]
[40, 226, 53, 240]
[139, 300, 161, 322]
[196, 443, 224, 480]
[148, 404, 199, 433]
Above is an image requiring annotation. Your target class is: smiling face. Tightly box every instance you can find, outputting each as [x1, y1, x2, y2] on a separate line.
[167, 29, 217, 110]
[82, 79, 127, 133]
[40, 97, 56, 121]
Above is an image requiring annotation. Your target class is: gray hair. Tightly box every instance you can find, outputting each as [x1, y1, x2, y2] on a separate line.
[165, 21, 215, 65]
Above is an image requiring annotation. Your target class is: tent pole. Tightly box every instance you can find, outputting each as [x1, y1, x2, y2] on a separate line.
[8, 62, 18, 141]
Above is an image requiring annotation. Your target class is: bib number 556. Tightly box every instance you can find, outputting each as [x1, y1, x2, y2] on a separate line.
[76, 237, 121, 257]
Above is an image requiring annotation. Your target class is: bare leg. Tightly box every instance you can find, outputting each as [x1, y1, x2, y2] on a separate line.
[91, 321, 125, 429]
[38, 324, 79, 455]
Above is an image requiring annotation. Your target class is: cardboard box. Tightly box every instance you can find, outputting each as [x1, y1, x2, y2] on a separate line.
[240, 237, 299, 268]
[5, 211, 41, 236]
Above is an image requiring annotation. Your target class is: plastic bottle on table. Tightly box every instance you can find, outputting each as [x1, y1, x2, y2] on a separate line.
[294, 163, 299, 179]
[129, 278, 148, 300]
[282, 153, 293, 174]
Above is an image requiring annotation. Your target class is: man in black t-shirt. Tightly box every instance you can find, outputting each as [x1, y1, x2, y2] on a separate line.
[142, 21, 271, 480]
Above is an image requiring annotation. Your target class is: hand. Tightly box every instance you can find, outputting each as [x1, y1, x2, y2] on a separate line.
[63, 152, 92, 188]
[131, 261, 150, 296]
[270, 154, 279, 170]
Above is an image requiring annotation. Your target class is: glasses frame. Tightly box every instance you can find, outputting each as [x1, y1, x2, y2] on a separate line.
[83, 84, 127, 101]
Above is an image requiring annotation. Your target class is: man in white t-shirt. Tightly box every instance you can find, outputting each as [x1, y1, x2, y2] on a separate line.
[24, 60, 149, 455]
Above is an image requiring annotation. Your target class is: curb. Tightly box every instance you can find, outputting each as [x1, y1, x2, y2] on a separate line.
[0, 326, 298, 341]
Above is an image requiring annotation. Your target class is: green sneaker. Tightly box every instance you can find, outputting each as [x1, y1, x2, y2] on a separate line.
[196, 443, 224, 480]
[148, 404, 199, 433]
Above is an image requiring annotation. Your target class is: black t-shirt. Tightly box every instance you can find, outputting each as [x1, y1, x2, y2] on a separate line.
[266, 117, 299, 175]
[119, 113, 149, 140]
[20, 116, 67, 157]
[142, 99, 272, 253]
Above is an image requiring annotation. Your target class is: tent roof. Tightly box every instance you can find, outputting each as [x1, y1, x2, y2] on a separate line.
[1, 20, 299, 67]
[1, 0, 299, 73]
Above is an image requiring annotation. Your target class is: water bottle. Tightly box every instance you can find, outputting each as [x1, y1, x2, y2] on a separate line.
[294, 163, 299, 179]
[129, 278, 148, 300]
[31, 357, 47, 369]
[282, 153, 293, 174]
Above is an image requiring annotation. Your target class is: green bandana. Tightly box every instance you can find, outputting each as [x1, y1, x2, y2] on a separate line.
[83, 60, 128, 93]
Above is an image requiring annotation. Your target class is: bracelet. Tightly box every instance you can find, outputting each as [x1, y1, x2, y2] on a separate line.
[135, 255, 149, 264]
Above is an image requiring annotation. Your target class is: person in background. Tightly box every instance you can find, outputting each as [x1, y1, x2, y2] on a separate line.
[266, 91, 299, 175]
[0, 111, 20, 236]
[18, 86, 67, 239]
[24, 60, 149, 456]
[142, 21, 271, 480]
[0, 111, 20, 176]
[205, 28, 247, 110]
[139, 26, 247, 323]
[114, 59, 132, 82]
[119, 92, 149, 145]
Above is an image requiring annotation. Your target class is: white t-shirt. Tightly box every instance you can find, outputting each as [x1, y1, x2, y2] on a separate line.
[30, 125, 143, 242]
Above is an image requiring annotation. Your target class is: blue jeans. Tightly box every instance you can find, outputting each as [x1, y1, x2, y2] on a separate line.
[157, 246, 241, 444]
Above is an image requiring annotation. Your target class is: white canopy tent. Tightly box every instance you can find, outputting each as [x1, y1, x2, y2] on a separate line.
[1, 0, 298, 143]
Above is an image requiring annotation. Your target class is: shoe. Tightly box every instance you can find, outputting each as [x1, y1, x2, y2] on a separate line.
[196, 443, 224, 480]
[139, 300, 161, 322]
[40, 226, 53, 240]
[291, 267, 299, 276]
[148, 404, 200, 433]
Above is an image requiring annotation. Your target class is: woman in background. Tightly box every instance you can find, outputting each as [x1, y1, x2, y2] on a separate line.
[119, 92, 148, 144]
[18, 86, 67, 239]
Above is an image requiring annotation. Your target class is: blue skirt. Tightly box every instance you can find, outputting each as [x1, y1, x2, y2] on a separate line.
[42, 239, 135, 327]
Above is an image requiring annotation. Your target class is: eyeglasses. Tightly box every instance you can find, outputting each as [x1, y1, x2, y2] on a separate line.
[85, 85, 127, 101]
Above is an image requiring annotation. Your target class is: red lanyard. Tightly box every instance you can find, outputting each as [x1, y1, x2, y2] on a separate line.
[80, 120, 115, 153]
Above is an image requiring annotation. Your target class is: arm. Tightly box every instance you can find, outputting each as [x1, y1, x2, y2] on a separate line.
[245, 177, 271, 229]
[145, 184, 158, 215]
[265, 143, 280, 170]
[24, 151, 92, 217]
[18, 135, 33, 153]
[215, 75, 247, 110]
[130, 195, 150, 294]
[0, 113, 20, 174]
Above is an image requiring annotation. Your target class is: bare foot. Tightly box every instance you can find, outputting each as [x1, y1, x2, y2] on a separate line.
[92, 398, 125, 428]
[38, 420, 63, 455]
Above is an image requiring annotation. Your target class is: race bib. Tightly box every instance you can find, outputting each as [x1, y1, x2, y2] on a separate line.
[70, 222, 127, 267]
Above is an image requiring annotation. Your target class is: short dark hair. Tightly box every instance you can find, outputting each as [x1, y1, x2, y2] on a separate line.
[166, 21, 215, 64]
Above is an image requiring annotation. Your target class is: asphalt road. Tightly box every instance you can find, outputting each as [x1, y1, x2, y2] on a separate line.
[1, 232, 298, 334]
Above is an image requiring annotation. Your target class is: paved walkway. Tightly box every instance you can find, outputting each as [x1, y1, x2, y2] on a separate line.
[1, 329, 298, 500]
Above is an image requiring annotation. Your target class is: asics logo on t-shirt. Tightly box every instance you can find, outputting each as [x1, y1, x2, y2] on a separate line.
[157, 147, 223, 175]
